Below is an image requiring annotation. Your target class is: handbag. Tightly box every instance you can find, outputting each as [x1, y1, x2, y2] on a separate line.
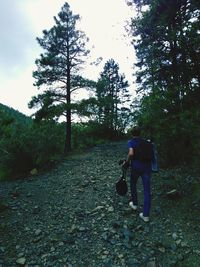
[116, 168, 128, 196]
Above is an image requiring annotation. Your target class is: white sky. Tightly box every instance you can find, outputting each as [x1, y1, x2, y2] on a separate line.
[0, 0, 136, 116]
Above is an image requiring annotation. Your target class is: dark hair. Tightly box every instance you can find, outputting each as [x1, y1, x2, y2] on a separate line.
[131, 126, 141, 137]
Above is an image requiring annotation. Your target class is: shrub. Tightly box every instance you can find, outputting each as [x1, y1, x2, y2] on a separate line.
[0, 119, 64, 180]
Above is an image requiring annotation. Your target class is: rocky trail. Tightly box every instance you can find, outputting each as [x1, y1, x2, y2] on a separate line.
[0, 142, 200, 267]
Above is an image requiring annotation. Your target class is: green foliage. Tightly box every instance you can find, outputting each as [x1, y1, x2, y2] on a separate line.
[0, 103, 32, 127]
[0, 105, 64, 180]
[72, 121, 125, 150]
[69, 59, 132, 134]
[30, 2, 93, 152]
[24, 122, 64, 169]
[95, 59, 130, 131]
[0, 103, 126, 181]
[0, 122, 64, 180]
[128, 0, 200, 166]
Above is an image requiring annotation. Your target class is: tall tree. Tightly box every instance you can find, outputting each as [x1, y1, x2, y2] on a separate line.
[96, 59, 130, 131]
[127, 0, 200, 164]
[29, 2, 91, 153]
[129, 0, 200, 109]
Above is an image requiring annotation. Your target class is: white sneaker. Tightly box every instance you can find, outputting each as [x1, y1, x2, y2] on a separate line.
[139, 212, 150, 222]
[129, 201, 137, 210]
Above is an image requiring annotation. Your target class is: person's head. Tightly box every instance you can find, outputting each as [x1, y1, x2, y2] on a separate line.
[131, 126, 141, 137]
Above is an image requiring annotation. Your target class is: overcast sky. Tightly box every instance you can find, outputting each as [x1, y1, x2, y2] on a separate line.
[0, 0, 136, 116]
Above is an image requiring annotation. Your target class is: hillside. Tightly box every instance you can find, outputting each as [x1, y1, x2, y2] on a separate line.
[0, 103, 32, 126]
[0, 142, 199, 266]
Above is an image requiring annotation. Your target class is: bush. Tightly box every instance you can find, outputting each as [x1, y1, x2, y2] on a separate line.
[72, 121, 125, 150]
[0, 120, 64, 180]
[0, 111, 125, 181]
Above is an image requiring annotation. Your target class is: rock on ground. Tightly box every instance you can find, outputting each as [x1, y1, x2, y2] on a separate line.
[0, 142, 200, 266]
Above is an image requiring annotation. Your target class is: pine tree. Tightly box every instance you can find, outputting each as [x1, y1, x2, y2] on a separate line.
[127, 0, 200, 164]
[96, 59, 130, 131]
[29, 2, 91, 153]
[129, 0, 200, 113]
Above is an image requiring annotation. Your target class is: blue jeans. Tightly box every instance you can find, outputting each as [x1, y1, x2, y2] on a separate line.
[130, 168, 151, 217]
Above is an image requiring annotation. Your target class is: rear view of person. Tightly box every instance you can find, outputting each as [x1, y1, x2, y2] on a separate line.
[123, 126, 153, 222]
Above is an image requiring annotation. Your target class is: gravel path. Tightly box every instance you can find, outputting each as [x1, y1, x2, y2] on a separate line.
[0, 141, 200, 267]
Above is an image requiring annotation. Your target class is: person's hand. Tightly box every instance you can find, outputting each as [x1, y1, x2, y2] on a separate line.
[122, 160, 130, 169]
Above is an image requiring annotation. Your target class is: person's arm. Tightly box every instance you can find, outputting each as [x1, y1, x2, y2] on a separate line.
[127, 147, 134, 163]
[123, 147, 134, 168]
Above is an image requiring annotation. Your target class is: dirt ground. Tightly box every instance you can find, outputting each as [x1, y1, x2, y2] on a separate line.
[0, 142, 200, 266]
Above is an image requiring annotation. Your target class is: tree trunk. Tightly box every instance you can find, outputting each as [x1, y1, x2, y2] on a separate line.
[64, 106, 71, 154]
[64, 106, 71, 153]
[169, 29, 181, 112]
[64, 48, 71, 153]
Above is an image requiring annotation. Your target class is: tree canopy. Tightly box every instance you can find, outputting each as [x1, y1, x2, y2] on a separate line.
[127, 0, 200, 164]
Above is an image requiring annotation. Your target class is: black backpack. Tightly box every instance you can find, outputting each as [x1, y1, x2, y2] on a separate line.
[134, 138, 153, 163]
